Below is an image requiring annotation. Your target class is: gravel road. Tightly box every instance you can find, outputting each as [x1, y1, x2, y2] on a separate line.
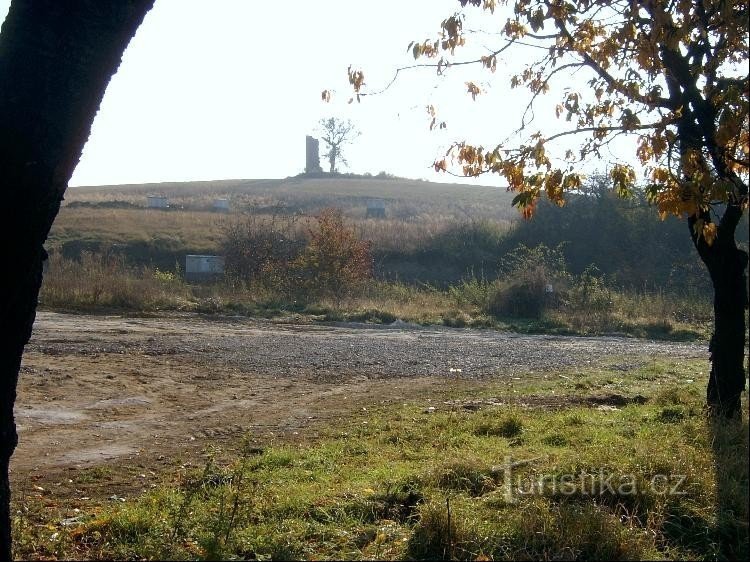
[28, 312, 706, 381]
[12, 311, 706, 474]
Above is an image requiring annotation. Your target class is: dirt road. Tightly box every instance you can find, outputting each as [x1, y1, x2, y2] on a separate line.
[13, 311, 705, 478]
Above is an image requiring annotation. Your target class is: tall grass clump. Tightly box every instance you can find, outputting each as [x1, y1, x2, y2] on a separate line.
[487, 243, 569, 319]
[40, 251, 192, 310]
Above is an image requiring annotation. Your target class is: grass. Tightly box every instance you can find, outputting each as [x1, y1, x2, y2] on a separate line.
[13, 358, 748, 560]
[41, 177, 719, 344]
[39, 253, 713, 341]
[65, 176, 518, 221]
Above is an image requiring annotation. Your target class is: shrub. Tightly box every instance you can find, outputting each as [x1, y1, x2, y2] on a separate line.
[566, 265, 614, 312]
[219, 210, 305, 284]
[487, 244, 568, 319]
[291, 208, 373, 302]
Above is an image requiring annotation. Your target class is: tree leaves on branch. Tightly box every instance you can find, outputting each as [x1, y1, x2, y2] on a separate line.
[351, 0, 749, 246]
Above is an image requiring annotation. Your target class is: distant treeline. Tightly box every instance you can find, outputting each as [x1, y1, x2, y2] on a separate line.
[55, 182, 747, 297]
[377, 188, 747, 294]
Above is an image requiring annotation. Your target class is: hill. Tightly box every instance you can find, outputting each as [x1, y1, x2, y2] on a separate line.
[52, 175, 518, 281]
[65, 175, 518, 221]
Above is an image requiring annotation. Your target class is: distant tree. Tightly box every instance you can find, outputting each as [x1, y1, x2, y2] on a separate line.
[0, 1, 153, 557]
[317, 117, 360, 173]
[344, 0, 749, 418]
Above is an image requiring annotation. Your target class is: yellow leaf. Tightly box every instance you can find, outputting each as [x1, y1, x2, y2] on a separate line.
[703, 222, 717, 245]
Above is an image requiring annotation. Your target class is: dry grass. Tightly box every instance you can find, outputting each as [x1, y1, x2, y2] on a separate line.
[40, 252, 194, 311]
[49, 208, 225, 250]
[65, 176, 518, 221]
[50, 205, 512, 259]
[39, 253, 712, 340]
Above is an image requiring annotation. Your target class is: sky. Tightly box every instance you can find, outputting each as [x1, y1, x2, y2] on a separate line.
[0, 0, 632, 188]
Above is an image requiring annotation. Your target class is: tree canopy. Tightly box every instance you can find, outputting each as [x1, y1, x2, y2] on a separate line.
[348, 0, 748, 244]
[317, 117, 360, 173]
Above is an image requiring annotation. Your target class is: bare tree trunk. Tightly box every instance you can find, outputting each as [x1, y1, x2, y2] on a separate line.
[329, 150, 337, 174]
[0, 2, 153, 558]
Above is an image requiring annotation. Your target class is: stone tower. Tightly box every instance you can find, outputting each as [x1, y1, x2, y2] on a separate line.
[305, 135, 322, 173]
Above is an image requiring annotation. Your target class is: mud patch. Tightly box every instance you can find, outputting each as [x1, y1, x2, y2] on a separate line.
[88, 396, 151, 409]
[16, 407, 88, 425]
[58, 444, 138, 466]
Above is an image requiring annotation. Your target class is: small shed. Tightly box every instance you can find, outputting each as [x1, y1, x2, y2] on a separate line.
[185, 255, 225, 282]
[213, 198, 230, 212]
[147, 195, 168, 209]
[365, 199, 386, 219]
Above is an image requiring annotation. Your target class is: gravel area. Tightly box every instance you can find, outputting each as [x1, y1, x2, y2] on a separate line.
[28, 312, 706, 381]
[12, 311, 706, 474]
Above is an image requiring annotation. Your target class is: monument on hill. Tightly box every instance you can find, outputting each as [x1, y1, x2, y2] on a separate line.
[305, 135, 322, 173]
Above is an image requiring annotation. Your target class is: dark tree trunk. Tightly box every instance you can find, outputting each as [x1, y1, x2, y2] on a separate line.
[690, 206, 749, 419]
[0, 2, 153, 558]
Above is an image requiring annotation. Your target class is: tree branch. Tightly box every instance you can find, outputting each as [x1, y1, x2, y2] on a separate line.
[551, 12, 675, 110]
[544, 122, 662, 144]
[359, 40, 517, 97]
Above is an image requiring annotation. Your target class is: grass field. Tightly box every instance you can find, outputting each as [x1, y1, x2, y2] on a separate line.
[13, 358, 748, 560]
[51, 176, 517, 280]
[64, 176, 518, 221]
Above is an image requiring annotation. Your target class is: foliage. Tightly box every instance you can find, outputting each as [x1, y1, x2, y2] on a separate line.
[219, 210, 305, 283]
[488, 243, 568, 318]
[567, 265, 613, 313]
[342, 7, 749, 412]
[497, 173, 735, 291]
[291, 208, 374, 301]
[346, 0, 748, 246]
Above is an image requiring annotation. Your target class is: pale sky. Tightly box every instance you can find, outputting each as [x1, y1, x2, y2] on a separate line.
[1, 0, 632, 188]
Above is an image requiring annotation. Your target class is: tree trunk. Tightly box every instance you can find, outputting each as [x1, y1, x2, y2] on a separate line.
[690, 208, 749, 419]
[706, 244, 748, 418]
[329, 151, 337, 174]
[0, 2, 153, 559]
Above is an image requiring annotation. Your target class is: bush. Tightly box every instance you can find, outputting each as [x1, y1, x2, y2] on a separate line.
[566, 265, 613, 312]
[219, 211, 305, 284]
[291, 208, 373, 302]
[486, 244, 568, 319]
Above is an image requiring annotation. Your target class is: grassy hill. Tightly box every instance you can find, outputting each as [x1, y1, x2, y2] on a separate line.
[52, 175, 518, 279]
[65, 175, 518, 220]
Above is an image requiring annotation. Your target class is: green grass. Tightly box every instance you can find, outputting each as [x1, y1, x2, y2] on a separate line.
[14, 360, 748, 560]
